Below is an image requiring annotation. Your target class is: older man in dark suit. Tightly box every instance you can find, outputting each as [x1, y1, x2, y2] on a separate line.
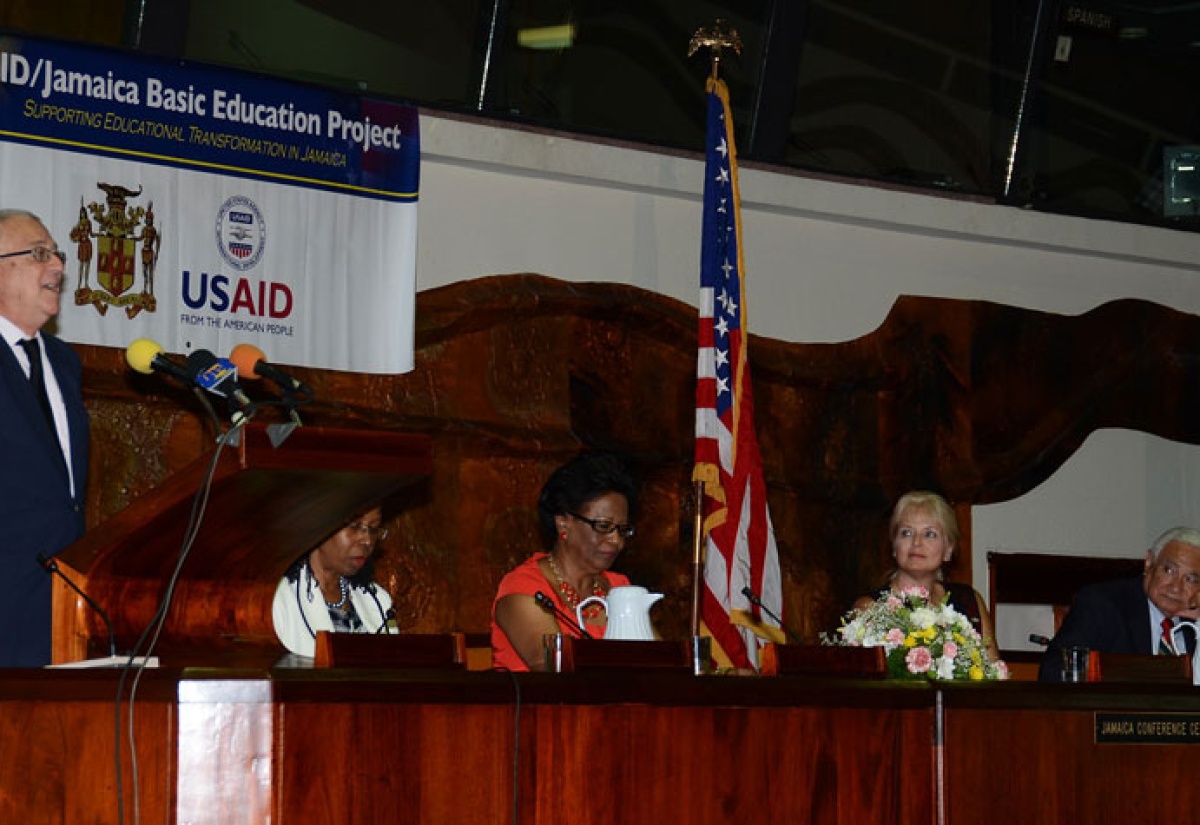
[0, 209, 89, 666]
[1040, 526, 1200, 680]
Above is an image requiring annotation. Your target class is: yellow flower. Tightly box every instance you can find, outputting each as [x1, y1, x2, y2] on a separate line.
[921, 626, 938, 641]
[969, 666, 984, 680]
[904, 633, 918, 648]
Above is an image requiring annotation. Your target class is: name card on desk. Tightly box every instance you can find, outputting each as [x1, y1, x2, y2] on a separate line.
[760, 644, 887, 678]
[557, 638, 694, 673]
[314, 631, 467, 669]
[1089, 651, 1192, 683]
[1095, 713, 1200, 744]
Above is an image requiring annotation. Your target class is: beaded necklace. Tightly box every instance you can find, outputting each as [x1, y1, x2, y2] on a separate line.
[546, 553, 605, 620]
[325, 576, 351, 610]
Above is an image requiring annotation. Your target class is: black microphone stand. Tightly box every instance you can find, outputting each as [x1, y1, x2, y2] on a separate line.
[534, 591, 593, 639]
[741, 586, 804, 644]
[38, 551, 118, 658]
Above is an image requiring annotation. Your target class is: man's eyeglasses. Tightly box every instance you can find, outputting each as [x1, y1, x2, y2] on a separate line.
[569, 512, 635, 539]
[346, 521, 389, 541]
[0, 247, 67, 265]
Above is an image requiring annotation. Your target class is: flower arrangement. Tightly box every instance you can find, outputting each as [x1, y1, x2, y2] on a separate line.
[823, 586, 1008, 681]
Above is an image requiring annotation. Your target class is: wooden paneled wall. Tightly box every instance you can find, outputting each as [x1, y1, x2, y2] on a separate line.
[73, 275, 1200, 645]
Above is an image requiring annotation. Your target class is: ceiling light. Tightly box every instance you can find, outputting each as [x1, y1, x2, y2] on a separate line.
[517, 24, 575, 50]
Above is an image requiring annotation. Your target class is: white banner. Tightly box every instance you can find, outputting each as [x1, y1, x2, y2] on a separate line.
[0, 34, 419, 374]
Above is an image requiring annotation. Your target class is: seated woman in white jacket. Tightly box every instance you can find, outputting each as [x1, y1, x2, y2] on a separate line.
[272, 504, 396, 657]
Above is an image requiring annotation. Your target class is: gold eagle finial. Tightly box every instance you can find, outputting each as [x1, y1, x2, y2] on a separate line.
[688, 19, 742, 81]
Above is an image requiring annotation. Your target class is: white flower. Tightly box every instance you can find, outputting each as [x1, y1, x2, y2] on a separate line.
[936, 656, 956, 680]
[824, 587, 1007, 682]
[909, 607, 937, 630]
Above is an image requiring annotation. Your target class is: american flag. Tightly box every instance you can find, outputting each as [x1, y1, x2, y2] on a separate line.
[693, 77, 783, 670]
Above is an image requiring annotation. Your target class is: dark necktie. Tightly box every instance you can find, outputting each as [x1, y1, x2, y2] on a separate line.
[1158, 617, 1177, 656]
[17, 338, 55, 432]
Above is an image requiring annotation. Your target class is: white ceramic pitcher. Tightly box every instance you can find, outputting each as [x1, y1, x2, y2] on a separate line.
[576, 585, 663, 640]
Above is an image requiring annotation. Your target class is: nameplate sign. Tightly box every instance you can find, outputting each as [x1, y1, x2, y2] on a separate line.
[1095, 713, 1200, 744]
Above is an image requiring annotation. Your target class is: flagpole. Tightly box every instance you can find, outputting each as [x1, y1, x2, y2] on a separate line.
[688, 19, 743, 676]
[690, 479, 705, 638]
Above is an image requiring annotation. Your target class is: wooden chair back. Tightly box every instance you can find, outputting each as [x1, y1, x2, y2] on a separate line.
[987, 551, 1145, 634]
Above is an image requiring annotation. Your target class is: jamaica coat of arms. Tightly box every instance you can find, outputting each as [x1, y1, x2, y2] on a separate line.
[72, 182, 160, 318]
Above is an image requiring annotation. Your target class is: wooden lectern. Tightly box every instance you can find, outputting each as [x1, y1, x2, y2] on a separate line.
[50, 424, 432, 665]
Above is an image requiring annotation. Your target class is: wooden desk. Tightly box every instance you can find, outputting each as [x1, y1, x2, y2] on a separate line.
[941, 682, 1200, 825]
[0, 668, 932, 824]
[3, 669, 1199, 824]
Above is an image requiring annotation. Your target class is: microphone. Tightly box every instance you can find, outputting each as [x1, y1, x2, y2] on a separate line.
[1172, 620, 1198, 656]
[37, 551, 118, 658]
[125, 338, 190, 383]
[228, 343, 306, 446]
[229, 343, 312, 397]
[1029, 633, 1055, 648]
[741, 586, 803, 644]
[185, 349, 255, 424]
[376, 608, 397, 634]
[126, 338, 229, 437]
[534, 591, 594, 639]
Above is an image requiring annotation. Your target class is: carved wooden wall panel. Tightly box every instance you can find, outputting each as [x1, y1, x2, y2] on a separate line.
[72, 276, 1200, 649]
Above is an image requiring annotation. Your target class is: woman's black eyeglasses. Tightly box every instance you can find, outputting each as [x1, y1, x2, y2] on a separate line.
[568, 512, 635, 539]
[346, 521, 389, 541]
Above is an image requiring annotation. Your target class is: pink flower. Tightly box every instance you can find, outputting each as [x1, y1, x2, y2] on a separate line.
[942, 641, 958, 659]
[885, 628, 906, 645]
[906, 646, 933, 674]
[886, 596, 902, 610]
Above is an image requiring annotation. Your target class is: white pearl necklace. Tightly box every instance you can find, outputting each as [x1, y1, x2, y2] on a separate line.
[325, 576, 350, 609]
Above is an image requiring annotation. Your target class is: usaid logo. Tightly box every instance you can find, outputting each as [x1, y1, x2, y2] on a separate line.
[215, 195, 265, 271]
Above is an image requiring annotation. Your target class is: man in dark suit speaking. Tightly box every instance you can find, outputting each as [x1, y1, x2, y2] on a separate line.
[1040, 527, 1200, 680]
[0, 209, 89, 666]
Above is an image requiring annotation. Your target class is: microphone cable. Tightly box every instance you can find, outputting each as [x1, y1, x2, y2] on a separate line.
[114, 423, 239, 825]
[500, 667, 523, 825]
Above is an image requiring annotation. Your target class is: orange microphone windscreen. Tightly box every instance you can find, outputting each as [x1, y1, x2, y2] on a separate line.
[229, 343, 266, 379]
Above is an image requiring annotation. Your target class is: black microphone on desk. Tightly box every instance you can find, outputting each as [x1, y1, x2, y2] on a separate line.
[37, 551, 118, 658]
[376, 608, 397, 634]
[1029, 634, 1056, 649]
[534, 591, 593, 639]
[741, 586, 803, 644]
